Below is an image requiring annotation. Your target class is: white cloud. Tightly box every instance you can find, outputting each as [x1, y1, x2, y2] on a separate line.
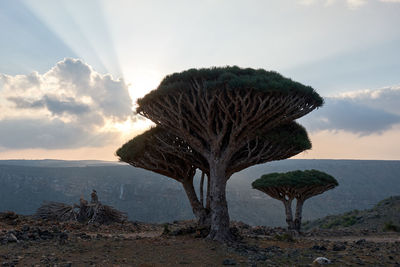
[300, 85, 400, 135]
[336, 86, 400, 115]
[298, 0, 368, 8]
[298, 0, 319, 5]
[0, 58, 134, 149]
[299, 0, 400, 7]
[346, 0, 367, 8]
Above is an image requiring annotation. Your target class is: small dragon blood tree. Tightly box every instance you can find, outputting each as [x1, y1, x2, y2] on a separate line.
[252, 170, 338, 231]
[136, 66, 323, 241]
[116, 121, 311, 227]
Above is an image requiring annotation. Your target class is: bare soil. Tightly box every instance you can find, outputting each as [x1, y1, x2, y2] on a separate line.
[1, 213, 400, 266]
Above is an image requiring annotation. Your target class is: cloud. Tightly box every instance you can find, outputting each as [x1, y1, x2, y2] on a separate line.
[298, 0, 367, 8]
[7, 95, 91, 115]
[337, 86, 400, 115]
[0, 118, 117, 149]
[300, 86, 400, 135]
[298, 0, 400, 8]
[0, 58, 134, 149]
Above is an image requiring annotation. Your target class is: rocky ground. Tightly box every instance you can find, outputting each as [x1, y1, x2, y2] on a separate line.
[1, 211, 400, 266]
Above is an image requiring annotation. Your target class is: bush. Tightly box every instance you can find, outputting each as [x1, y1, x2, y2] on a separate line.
[321, 215, 358, 229]
[162, 223, 170, 235]
[383, 221, 400, 232]
[274, 233, 295, 242]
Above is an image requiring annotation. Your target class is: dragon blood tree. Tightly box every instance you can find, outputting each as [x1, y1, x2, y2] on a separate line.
[117, 121, 311, 227]
[252, 170, 338, 231]
[137, 67, 323, 241]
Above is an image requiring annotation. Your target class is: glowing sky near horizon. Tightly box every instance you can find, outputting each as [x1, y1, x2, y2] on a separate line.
[0, 0, 400, 160]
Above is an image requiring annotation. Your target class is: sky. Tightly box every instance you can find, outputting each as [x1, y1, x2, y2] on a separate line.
[0, 0, 399, 161]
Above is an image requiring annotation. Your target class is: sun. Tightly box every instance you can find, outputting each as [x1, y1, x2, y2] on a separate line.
[113, 117, 154, 138]
[124, 69, 163, 103]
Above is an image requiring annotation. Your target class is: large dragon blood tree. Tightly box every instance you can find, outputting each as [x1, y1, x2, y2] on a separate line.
[116, 122, 311, 227]
[136, 66, 323, 241]
[252, 170, 338, 231]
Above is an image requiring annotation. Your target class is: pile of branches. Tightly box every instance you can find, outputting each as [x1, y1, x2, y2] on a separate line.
[35, 190, 127, 225]
[35, 202, 78, 222]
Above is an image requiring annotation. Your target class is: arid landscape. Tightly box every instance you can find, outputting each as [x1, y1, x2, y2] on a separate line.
[1, 1, 400, 266]
[1, 161, 400, 266]
[1, 198, 400, 267]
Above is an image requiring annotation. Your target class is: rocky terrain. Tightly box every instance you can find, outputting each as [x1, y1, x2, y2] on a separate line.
[1, 211, 400, 266]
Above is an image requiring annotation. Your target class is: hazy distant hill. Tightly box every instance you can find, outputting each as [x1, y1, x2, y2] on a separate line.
[303, 195, 400, 231]
[0, 159, 122, 167]
[0, 159, 399, 226]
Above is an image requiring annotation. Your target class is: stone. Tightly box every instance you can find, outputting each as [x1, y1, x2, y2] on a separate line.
[355, 239, 366, 245]
[7, 233, 18, 243]
[222, 259, 237, 265]
[332, 244, 346, 251]
[312, 257, 331, 265]
[311, 245, 327, 251]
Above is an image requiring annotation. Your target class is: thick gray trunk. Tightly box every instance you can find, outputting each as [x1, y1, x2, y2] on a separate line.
[206, 174, 211, 210]
[200, 171, 205, 206]
[283, 198, 295, 230]
[207, 160, 233, 242]
[294, 199, 304, 231]
[182, 180, 210, 226]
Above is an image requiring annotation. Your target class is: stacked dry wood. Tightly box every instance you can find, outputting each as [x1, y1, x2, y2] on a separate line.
[35, 191, 127, 224]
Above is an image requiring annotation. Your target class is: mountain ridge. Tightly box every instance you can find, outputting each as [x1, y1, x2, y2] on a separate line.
[1, 159, 399, 226]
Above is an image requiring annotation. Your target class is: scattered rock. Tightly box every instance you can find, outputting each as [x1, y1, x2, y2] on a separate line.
[169, 226, 196, 236]
[311, 245, 327, 251]
[222, 258, 236, 265]
[253, 254, 267, 261]
[7, 233, 18, 243]
[76, 232, 91, 240]
[332, 244, 346, 251]
[355, 239, 366, 245]
[312, 257, 331, 265]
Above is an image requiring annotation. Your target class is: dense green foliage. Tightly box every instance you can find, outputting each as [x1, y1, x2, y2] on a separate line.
[320, 213, 359, 229]
[257, 122, 311, 151]
[137, 66, 324, 107]
[116, 127, 161, 163]
[383, 221, 400, 232]
[252, 169, 338, 189]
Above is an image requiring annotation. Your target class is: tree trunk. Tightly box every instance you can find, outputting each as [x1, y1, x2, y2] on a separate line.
[182, 180, 210, 226]
[283, 198, 295, 230]
[206, 174, 211, 210]
[200, 171, 205, 207]
[294, 199, 304, 231]
[207, 160, 233, 242]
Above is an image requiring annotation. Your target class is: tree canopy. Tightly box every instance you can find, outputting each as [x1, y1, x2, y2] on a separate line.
[227, 122, 311, 176]
[117, 121, 312, 180]
[252, 169, 338, 190]
[252, 169, 338, 231]
[116, 126, 209, 224]
[138, 66, 323, 107]
[116, 127, 206, 182]
[135, 66, 323, 241]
